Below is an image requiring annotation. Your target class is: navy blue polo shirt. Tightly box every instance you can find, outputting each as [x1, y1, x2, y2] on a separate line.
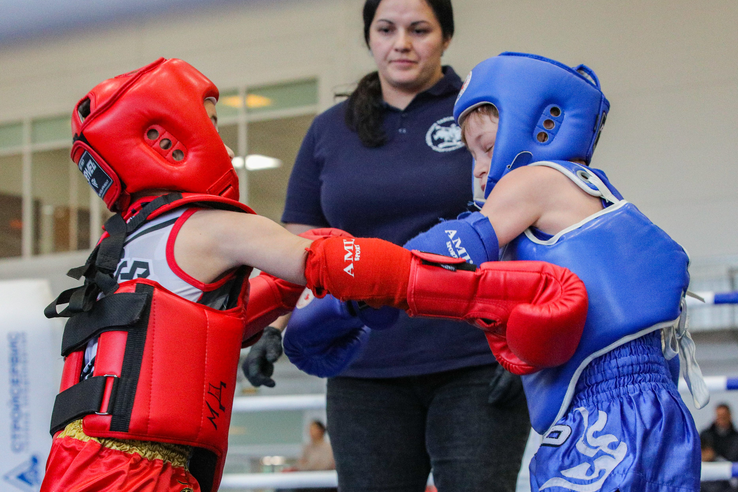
[282, 67, 497, 378]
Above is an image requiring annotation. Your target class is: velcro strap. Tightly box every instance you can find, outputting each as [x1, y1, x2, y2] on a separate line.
[125, 193, 183, 232]
[49, 375, 119, 435]
[61, 292, 150, 356]
[97, 214, 127, 273]
[412, 250, 477, 271]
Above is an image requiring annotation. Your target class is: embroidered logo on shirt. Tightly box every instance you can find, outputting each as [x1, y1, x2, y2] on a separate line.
[540, 408, 627, 492]
[426, 116, 464, 152]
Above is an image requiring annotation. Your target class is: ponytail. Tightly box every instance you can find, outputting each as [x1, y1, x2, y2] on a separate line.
[343, 71, 386, 148]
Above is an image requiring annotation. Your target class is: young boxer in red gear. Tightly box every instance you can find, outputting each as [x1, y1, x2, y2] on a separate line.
[42, 57, 588, 492]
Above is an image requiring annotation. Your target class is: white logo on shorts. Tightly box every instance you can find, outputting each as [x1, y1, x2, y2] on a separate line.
[540, 408, 627, 492]
[425, 116, 464, 152]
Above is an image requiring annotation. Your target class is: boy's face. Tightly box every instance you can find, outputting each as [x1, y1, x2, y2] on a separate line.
[204, 99, 235, 160]
[464, 112, 500, 196]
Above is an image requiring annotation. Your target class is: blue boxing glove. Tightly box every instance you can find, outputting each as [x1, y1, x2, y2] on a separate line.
[283, 291, 398, 377]
[404, 211, 499, 264]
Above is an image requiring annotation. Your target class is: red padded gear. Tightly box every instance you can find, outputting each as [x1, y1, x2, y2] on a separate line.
[71, 279, 247, 492]
[298, 227, 353, 241]
[304, 236, 412, 309]
[303, 238, 586, 375]
[71, 58, 238, 213]
[405, 252, 587, 375]
[51, 194, 256, 492]
[242, 273, 304, 346]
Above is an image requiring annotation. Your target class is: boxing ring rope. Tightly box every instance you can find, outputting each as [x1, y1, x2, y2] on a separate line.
[221, 290, 738, 489]
[687, 290, 738, 307]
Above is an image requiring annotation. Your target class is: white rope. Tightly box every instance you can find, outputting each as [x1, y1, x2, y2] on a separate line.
[686, 290, 738, 306]
[232, 394, 326, 412]
[678, 375, 738, 392]
[219, 471, 435, 489]
[220, 471, 337, 489]
[218, 464, 738, 488]
[702, 462, 738, 481]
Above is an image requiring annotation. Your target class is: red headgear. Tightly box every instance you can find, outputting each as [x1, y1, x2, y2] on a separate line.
[71, 58, 239, 213]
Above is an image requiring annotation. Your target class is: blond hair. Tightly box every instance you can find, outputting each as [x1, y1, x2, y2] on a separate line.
[460, 104, 499, 146]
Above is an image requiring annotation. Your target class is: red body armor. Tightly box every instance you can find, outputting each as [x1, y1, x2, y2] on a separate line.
[47, 193, 259, 492]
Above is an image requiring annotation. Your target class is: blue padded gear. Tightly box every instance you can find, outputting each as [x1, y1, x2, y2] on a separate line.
[403, 211, 499, 265]
[352, 301, 399, 331]
[454, 52, 610, 197]
[283, 294, 370, 378]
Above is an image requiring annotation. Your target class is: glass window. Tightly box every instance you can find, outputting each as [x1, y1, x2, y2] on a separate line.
[0, 154, 24, 258]
[245, 114, 315, 222]
[0, 78, 319, 259]
[0, 122, 23, 150]
[219, 123, 238, 153]
[32, 115, 71, 145]
[31, 150, 90, 254]
[246, 79, 317, 115]
[229, 410, 305, 446]
[217, 89, 242, 120]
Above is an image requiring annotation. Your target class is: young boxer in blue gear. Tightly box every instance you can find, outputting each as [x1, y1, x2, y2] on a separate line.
[411, 52, 709, 492]
[282, 51, 712, 492]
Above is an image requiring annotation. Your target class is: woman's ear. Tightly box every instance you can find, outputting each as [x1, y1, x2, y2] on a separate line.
[442, 37, 452, 54]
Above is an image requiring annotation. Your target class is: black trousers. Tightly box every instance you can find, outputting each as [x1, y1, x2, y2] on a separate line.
[326, 364, 531, 492]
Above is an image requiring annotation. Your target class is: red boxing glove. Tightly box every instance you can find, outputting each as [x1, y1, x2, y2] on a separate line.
[298, 227, 353, 241]
[406, 254, 587, 375]
[304, 236, 412, 309]
[304, 237, 587, 375]
[242, 272, 304, 346]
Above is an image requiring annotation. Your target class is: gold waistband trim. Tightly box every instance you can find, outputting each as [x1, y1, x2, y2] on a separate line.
[58, 420, 191, 468]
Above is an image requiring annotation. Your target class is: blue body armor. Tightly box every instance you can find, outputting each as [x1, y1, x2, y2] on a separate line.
[501, 160, 690, 434]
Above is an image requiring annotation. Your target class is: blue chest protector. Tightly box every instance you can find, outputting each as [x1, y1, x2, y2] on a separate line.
[501, 161, 690, 434]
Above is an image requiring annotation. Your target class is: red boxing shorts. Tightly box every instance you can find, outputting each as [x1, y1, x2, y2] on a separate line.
[41, 420, 199, 492]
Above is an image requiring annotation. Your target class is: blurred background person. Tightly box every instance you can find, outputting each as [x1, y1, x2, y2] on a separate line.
[700, 435, 738, 492]
[297, 420, 335, 474]
[701, 404, 738, 463]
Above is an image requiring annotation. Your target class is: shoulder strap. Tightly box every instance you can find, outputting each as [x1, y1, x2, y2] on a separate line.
[45, 193, 184, 319]
[530, 160, 622, 205]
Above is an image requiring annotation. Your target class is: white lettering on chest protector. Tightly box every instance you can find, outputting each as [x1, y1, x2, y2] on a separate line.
[343, 239, 361, 277]
[445, 230, 473, 263]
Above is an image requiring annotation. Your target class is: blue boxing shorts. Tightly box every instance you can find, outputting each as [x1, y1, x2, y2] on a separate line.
[530, 332, 700, 492]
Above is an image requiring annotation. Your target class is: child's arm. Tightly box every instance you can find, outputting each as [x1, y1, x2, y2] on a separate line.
[480, 166, 603, 246]
[175, 208, 588, 374]
[173, 209, 312, 285]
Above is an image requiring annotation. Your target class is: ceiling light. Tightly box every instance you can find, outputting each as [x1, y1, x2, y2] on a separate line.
[220, 94, 274, 109]
[246, 94, 273, 108]
[231, 155, 282, 171]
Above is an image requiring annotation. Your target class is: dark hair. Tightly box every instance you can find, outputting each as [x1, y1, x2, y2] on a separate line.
[344, 0, 455, 147]
[311, 420, 327, 433]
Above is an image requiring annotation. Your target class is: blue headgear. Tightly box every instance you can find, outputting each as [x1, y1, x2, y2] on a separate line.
[454, 52, 610, 200]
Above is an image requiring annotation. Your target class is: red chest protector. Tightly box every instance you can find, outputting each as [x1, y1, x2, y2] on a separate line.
[46, 192, 257, 492]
